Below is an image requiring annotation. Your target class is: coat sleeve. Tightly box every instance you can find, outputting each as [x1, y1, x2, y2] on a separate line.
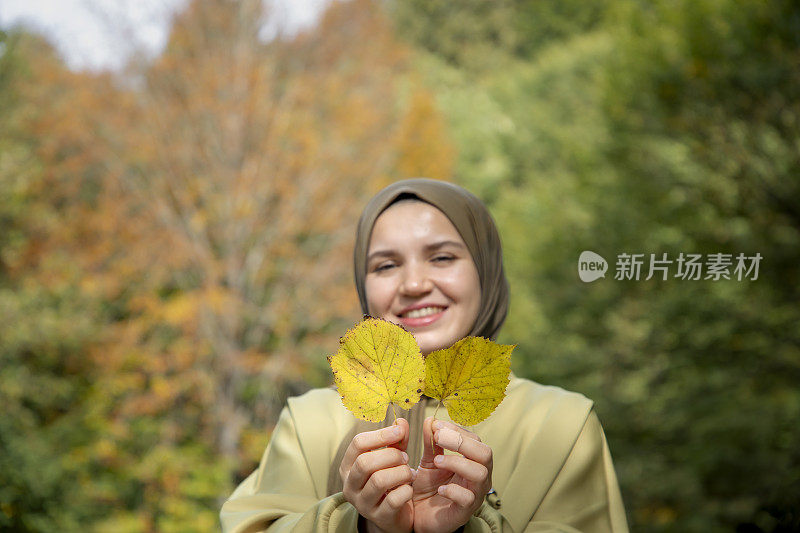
[463, 501, 513, 533]
[523, 410, 629, 533]
[220, 405, 360, 533]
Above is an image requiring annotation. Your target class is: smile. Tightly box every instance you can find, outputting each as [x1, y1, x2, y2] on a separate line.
[400, 306, 446, 318]
[397, 306, 447, 329]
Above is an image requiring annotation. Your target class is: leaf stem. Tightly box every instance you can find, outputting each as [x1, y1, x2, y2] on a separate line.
[430, 400, 442, 453]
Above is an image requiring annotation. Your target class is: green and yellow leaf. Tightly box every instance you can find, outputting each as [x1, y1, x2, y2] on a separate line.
[424, 337, 514, 426]
[328, 317, 425, 422]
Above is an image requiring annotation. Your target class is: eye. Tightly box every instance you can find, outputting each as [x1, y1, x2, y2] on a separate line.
[373, 262, 396, 272]
[432, 255, 455, 264]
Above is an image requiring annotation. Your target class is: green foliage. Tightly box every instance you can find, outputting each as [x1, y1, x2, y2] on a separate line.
[389, 0, 519, 70]
[389, 0, 611, 69]
[0, 287, 99, 531]
[394, 0, 800, 531]
[0, 32, 104, 531]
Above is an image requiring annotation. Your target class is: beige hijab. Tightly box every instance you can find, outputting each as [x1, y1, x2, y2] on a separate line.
[328, 178, 510, 495]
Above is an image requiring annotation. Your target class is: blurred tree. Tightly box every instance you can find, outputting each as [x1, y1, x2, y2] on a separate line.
[2, 0, 457, 529]
[0, 30, 105, 531]
[101, 0, 409, 470]
[592, 2, 800, 529]
[77, 0, 453, 529]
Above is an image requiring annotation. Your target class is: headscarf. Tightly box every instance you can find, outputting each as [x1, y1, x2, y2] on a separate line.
[353, 178, 509, 340]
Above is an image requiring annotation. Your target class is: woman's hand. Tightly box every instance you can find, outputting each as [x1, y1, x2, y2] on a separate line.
[340, 418, 416, 533]
[411, 417, 493, 533]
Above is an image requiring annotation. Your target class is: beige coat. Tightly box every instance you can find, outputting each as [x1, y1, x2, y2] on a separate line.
[220, 377, 629, 532]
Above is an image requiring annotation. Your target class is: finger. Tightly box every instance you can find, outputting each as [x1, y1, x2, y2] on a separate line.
[346, 447, 409, 490]
[419, 416, 444, 468]
[434, 427, 492, 466]
[432, 454, 489, 484]
[342, 423, 406, 470]
[437, 483, 477, 508]
[432, 419, 481, 443]
[378, 483, 413, 514]
[389, 417, 410, 454]
[361, 465, 415, 507]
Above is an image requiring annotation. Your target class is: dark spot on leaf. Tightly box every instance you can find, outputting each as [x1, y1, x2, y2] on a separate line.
[416, 389, 421, 393]
[405, 399, 410, 403]
[454, 392, 458, 396]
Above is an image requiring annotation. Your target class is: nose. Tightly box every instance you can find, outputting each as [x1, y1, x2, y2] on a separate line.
[400, 262, 433, 296]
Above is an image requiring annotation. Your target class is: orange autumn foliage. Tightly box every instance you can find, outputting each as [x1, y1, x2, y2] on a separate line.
[8, 2, 456, 525]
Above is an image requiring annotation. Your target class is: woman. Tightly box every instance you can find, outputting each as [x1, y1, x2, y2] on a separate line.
[221, 179, 629, 532]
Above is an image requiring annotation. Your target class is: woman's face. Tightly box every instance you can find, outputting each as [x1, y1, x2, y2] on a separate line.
[365, 200, 481, 356]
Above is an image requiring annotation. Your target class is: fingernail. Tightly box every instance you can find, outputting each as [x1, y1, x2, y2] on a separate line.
[401, 451, 409, 463]
[411, 468, 418, 480]
[432, 421, 443, 430]
[390, 425, 402, 437]
[434, 454, 444, 465]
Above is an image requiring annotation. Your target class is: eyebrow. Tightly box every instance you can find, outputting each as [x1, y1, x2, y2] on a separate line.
[367, 240, 467, 263]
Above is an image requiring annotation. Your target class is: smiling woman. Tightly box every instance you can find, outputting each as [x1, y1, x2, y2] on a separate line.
[221, 179, 629, 533]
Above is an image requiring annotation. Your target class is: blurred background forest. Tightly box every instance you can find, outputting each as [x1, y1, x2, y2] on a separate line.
[1, 0, 799, 531]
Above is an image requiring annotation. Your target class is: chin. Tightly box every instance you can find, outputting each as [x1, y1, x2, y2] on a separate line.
[419, 338, 454, 356]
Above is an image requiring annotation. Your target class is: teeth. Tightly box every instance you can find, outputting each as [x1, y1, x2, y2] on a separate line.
[403, 306, 445, 319]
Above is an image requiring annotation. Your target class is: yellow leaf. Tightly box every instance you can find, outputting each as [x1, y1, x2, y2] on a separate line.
[328, 317, 425, 422]
[424, 337, 514, 426]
